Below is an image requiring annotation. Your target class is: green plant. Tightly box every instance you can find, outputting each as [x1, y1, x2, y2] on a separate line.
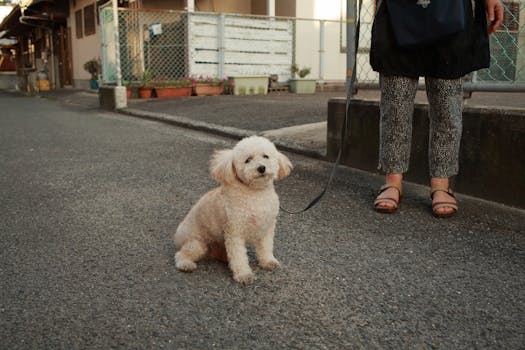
[150, 77, 193, 88]
[140, 69, 155, 88]
[291, 64, 311, 78]
[83, 59, 100, 80]
[123, 80, 140, 88]
[191, 74, 229, 87]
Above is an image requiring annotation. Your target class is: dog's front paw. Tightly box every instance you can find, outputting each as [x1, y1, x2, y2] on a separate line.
[175, 254, 197, 272]
[234, 271, 256, 285]
[259, 258, 280, 270]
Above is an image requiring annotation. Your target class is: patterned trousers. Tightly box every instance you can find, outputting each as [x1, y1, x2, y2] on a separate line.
[379, 75, 463, 178]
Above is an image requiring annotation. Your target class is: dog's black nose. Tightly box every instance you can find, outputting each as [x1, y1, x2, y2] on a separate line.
[257, 165, 266, 174]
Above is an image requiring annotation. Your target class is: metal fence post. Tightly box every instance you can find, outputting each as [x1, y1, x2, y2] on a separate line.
[319, 20, 325, 84]
[346, 0, 357, 96]
[218, 14, 225, 78]
[112, 0, 121, 86]
[99, 5, 107, 84]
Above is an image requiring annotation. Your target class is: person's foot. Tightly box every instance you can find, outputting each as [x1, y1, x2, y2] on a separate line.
[430, 178, 458, 218]
[374, 174, 402, 213]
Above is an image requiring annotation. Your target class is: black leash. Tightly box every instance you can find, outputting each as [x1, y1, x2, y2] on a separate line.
[280, 0, 362, 214]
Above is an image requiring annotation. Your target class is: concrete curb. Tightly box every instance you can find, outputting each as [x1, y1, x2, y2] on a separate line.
[327, 98, 525, 209]
[119, 108, 253, 139]
[119, 107, 326, 160]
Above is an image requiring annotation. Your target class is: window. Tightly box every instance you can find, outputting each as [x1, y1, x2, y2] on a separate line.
[75, 9, 83, 38]
[84, 4, 96, 36]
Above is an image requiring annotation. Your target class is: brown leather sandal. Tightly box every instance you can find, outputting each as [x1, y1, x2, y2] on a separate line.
[374, 184, 402, 214]
[430, 188, 458, 218]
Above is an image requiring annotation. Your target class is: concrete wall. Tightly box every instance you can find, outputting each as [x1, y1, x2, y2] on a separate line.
[195, 0, 251, 14]
[277, 0, 295, 17]
[251, 0, 265, 15]
[326, 99, 525, 209]
[69, 0, 103, 88]
[142, 0, 185, 10]
[0, 72, 17, 90]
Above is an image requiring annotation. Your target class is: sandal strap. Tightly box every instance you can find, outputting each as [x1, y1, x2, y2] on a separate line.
[374, 197, 399, 207]
[430, 187, 455, 200]
[432, 201, 458, 211]
[378, 183, 402, 197]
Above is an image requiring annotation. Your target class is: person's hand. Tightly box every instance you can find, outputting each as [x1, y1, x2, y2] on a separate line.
[485, 0, 503, 35]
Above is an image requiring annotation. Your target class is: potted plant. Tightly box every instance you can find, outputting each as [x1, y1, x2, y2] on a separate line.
[151, 77, 193, 98]
[192, 75, 228, 96]
[123, 80, 132, 99]
[83, 58, 100, 89]
[138, 70, 154, 98]
[289, 64, 316, 94]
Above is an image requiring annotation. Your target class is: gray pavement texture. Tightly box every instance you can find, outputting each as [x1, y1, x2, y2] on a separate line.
[1, 90, 525, 349]
[39, 88, 525, 160]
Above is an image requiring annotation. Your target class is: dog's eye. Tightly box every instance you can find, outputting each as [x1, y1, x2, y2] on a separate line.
[245, 157, 252, 164]
[263, 154, 269, 159]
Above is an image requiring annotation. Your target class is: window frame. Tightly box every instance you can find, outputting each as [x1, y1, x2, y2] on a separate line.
[83, 3, 96, 36]
[75, 9, 83, 38]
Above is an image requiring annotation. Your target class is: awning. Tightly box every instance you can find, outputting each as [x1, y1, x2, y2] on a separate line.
[0, 5, 25, 37]
[0, 1, 67, 38]
[0, 37, 17, 45]
[19, 0, 56, 13]
[0, 5, 20, 31]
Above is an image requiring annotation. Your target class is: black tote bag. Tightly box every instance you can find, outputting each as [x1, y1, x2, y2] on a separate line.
[386, 0, 466, 48]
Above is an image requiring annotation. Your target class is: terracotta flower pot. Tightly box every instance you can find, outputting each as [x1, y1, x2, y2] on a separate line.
[155, 86, 192, 98]
[194, 84, 224, 96]
[126, 88, 132, 99]
[139, 87, 153, 99]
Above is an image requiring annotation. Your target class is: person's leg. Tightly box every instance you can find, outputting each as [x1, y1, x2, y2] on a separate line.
[425, 77, 463, 216]
[375, 74, 418, 211]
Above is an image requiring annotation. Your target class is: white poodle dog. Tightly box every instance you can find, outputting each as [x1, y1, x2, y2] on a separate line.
[174, 136, 293, 284]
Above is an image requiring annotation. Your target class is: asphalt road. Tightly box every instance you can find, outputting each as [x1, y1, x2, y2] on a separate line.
[1, 91, 524, 349]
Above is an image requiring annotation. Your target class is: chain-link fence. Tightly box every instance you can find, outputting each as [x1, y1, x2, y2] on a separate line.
[99, 5, 348, 86]
[100, 1, 525, 91]
[100, 5, 188, 84]
[354, 0, 525, 89]
[479, 1, 525, 84]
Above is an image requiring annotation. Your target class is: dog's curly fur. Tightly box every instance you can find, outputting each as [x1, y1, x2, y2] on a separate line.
[173, 136, 293, 284]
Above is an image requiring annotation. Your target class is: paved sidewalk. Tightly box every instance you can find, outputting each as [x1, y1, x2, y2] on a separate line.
[37, 88, 524, 161]
[123, 91, 342, 158]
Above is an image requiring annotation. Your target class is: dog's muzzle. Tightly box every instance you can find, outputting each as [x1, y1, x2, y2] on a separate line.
[257, 165, 266, 174]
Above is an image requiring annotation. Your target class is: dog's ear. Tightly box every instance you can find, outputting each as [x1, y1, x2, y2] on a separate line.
[210, 149, 236, 184]
[277, 152, 293, 179]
